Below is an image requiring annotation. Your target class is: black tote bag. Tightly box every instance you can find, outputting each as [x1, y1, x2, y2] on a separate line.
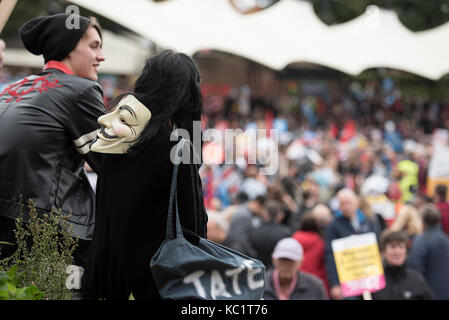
[150, 138, 266, 300]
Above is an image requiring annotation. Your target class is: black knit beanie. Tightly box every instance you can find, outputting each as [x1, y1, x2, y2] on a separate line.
[19, 13, 92, 63]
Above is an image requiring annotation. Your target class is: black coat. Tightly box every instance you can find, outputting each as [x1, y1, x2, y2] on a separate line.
[249, 221, 292, 268]
[324, 214, 376, 288]
[407, 226, 449, 300]
[0, 66, 105, 240]
[83, 124, 207, 300]
[372, 263, 433, 300]
[222, 204, 262, 257]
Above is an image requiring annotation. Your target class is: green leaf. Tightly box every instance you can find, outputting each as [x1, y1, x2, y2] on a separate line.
[24, 286, 39, 295]
[25, 286, 44, 300]
[6, 265, 18, 279]
[0, 290, 10, 300]
[6, 282, 17, 296]
[129, 292, 135, 300]
[14, 287, 27, 300]
[0, 241, 14, 245]
[0, 282, 8, 291]
[0, 270, 12, 282]
[13, 286, 42, 300]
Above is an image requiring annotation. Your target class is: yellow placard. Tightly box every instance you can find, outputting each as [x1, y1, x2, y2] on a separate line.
[333, 243, 383, 283]
[427, 177, 449, 201]
[332, 233, 385, 297]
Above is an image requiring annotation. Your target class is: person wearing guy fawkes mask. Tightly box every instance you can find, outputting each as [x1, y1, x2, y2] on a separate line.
[83, 50, 207, 300]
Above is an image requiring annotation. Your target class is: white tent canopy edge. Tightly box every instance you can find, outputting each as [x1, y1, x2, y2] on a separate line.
[69, 0, 449, 80]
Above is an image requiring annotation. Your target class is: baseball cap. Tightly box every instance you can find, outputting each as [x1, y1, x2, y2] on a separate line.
[272, 237, 303, 261]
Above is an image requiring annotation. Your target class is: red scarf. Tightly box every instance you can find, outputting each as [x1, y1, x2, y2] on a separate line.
[43, 61, 74, 75]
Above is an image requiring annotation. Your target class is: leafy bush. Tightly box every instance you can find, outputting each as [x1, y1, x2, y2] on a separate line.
[0, 199, 78, 300]
[0, 265, 44, 300]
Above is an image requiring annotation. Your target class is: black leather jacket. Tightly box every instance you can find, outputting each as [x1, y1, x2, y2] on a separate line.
[0, 62, 105, 240]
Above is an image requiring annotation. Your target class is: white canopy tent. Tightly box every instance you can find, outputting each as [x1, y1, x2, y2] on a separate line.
[69, 0, 449, 80]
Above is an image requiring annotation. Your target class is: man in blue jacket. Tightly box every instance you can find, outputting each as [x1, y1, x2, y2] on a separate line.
[408, 204, 449, 300]
[324, 188, 376, 300]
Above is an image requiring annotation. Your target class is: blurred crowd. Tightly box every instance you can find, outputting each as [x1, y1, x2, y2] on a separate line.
[200, 77, 449, 300]
[2, 55, 449, 300]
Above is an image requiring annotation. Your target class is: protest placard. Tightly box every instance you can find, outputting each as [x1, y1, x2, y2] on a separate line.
[427, 145, 449, 200]
[332, 232, 385, 299]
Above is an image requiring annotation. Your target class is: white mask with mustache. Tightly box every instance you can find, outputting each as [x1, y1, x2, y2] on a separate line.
[90, 95, 151, 154]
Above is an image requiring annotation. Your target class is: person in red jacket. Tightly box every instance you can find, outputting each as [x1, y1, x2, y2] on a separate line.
[434, 185, 449, 236]
[292, 212, 329, 294]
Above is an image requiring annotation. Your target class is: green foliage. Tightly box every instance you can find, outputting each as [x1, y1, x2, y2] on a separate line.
[312, 0, 369, 25]
[0, 265, 44, 300]
[0, 199, 78, 300]
[309, 0, 449, 31]
[394, 0, 449, 31]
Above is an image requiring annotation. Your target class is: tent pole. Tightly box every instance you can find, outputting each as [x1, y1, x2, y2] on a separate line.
[0, 0, 18, 34]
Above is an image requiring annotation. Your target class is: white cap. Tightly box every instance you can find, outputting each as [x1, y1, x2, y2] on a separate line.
[272, 237, 303, 261]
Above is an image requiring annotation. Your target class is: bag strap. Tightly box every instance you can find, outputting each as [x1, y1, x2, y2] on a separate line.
[165, 141, 184, 240]
[187, 142, 206, 236]
[188, 152, 206, 236]
[166, 137, 201, 240]
[191, 161, 207, 237]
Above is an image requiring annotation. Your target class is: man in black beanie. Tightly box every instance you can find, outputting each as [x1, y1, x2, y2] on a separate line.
[0, 13, 106, 279]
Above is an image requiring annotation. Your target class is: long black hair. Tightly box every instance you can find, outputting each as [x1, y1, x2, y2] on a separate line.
[112, 50, 203, 154]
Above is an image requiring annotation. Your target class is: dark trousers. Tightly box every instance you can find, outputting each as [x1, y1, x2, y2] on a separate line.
[0, 215, 90, 268]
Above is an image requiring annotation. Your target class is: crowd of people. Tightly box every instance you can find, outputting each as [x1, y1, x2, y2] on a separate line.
[200, 77, 449, 300]
[1, 12, 449, 300]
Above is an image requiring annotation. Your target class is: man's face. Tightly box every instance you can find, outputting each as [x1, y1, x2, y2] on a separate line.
[382, 241, 407, 267]
[309, 181, 318, 195]
[338, 194, 358, 218]
[272, 258, 301, 279]
[0, 39, 5, 70]
[67, 26, 104, 81]
[90, 95, 151, 154]
[249, 201, 268, 220]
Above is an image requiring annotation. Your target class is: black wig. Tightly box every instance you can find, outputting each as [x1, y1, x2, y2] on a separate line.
[110, 50, 203, 154]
